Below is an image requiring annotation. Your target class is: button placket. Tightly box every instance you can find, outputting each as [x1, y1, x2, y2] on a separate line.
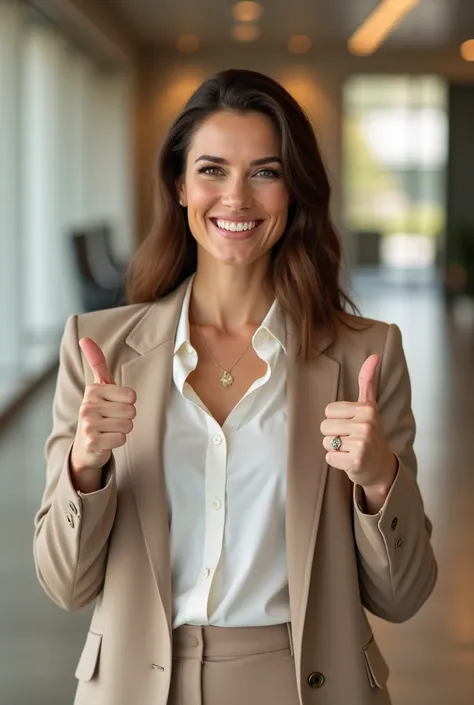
[205, 428, 226, 575]
[188, 419, 227, 621]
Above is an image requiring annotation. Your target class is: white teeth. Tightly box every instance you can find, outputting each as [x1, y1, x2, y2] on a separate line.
[216, 219, 257, 232]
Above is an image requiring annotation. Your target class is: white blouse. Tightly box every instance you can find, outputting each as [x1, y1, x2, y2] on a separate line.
[163, 277, 290, 628]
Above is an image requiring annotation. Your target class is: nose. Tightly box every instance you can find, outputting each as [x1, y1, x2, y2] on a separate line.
[221, 175, 252, 211]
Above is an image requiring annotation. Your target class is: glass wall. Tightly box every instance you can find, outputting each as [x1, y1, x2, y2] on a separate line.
[342, 75, 448, 279]
[0, 0, 134, 406]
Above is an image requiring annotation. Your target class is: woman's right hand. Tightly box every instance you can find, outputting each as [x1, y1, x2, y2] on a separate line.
[70, 338, 137, 477]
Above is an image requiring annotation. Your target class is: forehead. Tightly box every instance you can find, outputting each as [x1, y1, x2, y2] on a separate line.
[187, 110, 281, 161]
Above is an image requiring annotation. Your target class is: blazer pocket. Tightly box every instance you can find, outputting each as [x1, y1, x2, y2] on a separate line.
[363, 637, 389, 689]
[75, 630, 103, 682]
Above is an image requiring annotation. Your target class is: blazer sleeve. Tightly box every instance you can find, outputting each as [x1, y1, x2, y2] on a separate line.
[353, 323, 437, 623]
[33, 314, 117, 611]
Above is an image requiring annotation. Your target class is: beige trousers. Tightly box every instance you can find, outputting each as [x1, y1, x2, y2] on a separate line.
[168, 623, 300, 705]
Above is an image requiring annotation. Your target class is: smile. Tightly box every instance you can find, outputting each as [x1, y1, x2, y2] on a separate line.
[209, 218, 264, 240]
[214, 219, 260, 232]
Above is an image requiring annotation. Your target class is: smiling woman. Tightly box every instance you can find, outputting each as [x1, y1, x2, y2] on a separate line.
[178, 110, 290, 268]
[125, 68, 356, 361]
[34, 68, 436, 705]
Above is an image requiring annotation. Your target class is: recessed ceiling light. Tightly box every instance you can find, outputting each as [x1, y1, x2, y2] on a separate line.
[288, 35, 312, 54]
[176, 34, 200, 53]
[348, 0, 420, 56]
[460, 39, 474, 61]
[233, 1, 263, 23]
[231, 24, 261, 42]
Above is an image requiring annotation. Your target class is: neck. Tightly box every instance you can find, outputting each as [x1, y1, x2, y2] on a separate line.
[190, 253, 274, 334]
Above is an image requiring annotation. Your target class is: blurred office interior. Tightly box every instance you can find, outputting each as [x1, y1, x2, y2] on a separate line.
[0, 0, 473, 703]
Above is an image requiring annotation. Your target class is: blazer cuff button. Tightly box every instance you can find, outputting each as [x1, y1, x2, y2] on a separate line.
[308, 671, 325, 688]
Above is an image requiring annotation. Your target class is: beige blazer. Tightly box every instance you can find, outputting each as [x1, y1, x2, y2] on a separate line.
[33, 279, 437, 705]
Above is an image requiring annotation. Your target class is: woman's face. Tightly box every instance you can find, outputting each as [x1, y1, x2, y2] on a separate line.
[179, 110, 290, 268]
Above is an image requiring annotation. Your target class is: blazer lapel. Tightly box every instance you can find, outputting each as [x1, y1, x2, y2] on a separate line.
[285, 320, 340, 654]
[120, 282, 188, 636]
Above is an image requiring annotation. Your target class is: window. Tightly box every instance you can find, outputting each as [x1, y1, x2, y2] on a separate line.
[343, 75, 448, 272]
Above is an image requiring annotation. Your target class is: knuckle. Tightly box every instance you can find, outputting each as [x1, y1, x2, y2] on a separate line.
[82, 420, 94, 435]
[116, 433, 127, 447]
[84, 436, 97, 452]
[79, 403, 93, 418]
[122, 404, 136, 419]
[85, 384, 100, 399]
[124, 387, 136, 404]
[359, 422, 372, 438]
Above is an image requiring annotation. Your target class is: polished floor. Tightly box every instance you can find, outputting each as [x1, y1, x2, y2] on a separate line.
[0, 270, 473, 705]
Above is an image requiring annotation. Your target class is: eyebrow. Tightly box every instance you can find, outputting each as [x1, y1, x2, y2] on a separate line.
[194, 155, 282, 166]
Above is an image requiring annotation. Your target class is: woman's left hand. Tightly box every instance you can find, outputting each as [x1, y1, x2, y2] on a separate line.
[320, 355, 398, 503]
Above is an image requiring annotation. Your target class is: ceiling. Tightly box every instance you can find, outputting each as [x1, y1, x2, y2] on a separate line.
[105, 0, 474, 50]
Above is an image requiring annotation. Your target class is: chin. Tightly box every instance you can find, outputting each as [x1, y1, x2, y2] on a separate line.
[214, 251, 259, 267]
[204, 236, 260, 266]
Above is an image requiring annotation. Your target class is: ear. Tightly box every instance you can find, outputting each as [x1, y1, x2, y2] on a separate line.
[175, 178, 187, 207]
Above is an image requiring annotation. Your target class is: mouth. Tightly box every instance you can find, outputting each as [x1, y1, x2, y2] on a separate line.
[209, 218, 264, 240]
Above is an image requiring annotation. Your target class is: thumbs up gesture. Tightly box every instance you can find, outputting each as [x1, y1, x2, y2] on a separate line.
[320, 354, 397, 501]
[70, 338, 137, 476]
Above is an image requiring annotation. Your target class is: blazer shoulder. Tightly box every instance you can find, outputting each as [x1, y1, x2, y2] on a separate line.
[74, 303, 154, 345]
[330, 311, 396, 360]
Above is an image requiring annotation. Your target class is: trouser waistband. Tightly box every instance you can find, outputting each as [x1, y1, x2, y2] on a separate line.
[172, 623, 294, 660]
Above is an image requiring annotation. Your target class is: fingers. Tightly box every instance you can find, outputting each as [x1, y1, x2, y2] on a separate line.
[79, 416, 133, 456]
[358, 354, 380, 405]
[79, 337, 115, 385]
[322, 435, 364, 454]
[84, 385, 137, 405]
[84, 432, 128, 453]
[83, 416, 134, 436]
[325, 402, 376, 420]
[80, 400, 137, 420]
[72, 339, 136, 472]
[325, 451, 354, 471]
[320, 418, 373, 437]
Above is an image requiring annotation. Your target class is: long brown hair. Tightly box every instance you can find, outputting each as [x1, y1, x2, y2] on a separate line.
[125, 68, 358, 360]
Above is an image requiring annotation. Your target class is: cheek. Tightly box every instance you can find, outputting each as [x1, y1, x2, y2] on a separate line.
[186, 180, 219, 210]
[257, 183, 290, 218]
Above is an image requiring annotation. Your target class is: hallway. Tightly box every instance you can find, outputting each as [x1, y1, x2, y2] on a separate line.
[1, 274, 473, 705]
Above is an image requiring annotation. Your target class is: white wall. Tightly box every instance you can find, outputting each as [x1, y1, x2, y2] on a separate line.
[0, 0, 24, 366]
[21, 21, 135, 336]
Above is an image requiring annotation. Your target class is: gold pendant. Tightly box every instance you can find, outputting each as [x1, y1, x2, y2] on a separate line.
[220, 371, 233, 388]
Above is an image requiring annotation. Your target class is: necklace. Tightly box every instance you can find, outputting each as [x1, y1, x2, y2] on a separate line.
[197, 328, 253, 388]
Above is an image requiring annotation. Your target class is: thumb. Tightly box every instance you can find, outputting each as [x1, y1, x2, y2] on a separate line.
[358, 354, 380, 405]
[79, 338, 115, 385]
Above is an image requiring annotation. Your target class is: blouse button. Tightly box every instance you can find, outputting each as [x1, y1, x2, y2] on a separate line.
[213, 435, 223, 446]
[201, 568, 210, 579]
[212, 498, 222, 510]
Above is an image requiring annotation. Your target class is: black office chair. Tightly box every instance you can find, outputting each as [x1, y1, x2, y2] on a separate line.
[70, 230, 125, 312]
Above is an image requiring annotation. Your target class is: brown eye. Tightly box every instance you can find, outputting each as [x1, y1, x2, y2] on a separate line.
[254, 168, 281, 179]
[198, 165, 223, 176]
